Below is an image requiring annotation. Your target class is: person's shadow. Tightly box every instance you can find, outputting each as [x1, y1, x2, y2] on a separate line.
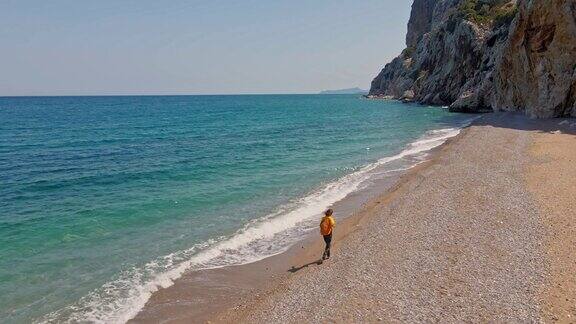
[288, 259, 323, 273]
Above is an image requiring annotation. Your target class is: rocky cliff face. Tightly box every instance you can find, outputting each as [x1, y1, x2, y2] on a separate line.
[406, 0, 438, 47]
[369, 0, 576, 118]
[493, 0, 576, 117]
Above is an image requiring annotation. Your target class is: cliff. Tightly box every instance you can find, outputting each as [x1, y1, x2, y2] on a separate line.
[369, 0, 576, 118]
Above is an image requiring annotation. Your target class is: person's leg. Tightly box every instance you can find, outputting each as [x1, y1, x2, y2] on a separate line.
[323, 234, 332, 259]
[322, 235, 328, 259]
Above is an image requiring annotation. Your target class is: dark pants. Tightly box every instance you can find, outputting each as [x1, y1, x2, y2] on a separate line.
[322, 234, 332, 259]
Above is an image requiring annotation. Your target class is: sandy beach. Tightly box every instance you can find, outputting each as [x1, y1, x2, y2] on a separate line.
[133, 112, 576, 323]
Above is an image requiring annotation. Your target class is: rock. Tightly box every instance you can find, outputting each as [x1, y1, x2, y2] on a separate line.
[450, 90, 491, 113]
[406, 0, 438, 48]
[401, 90, 416, 102]
[491, 0, 576, 117]
[369, 0, 576, 118]
[450, 91, 480, 112]
[431, 93, 446, 106]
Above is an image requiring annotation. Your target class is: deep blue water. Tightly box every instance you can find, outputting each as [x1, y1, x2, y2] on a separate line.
[0, 95, 470, 323]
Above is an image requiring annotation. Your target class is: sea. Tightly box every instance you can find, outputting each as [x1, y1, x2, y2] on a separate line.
[0, 95, 474, 323]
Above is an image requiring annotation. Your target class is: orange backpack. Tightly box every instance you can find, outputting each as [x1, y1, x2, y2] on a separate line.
[320, 217, 333, 235]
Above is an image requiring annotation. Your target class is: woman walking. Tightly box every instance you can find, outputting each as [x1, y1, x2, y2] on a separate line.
[319, 209, 336, 260]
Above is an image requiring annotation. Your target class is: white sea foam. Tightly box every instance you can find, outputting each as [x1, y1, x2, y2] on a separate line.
[41, 118, 477, 324]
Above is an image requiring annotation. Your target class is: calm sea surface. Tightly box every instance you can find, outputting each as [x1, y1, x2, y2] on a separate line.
[0, 95, 470, 322]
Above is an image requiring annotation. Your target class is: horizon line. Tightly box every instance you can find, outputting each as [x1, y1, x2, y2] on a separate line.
[0, 92, 370, 98]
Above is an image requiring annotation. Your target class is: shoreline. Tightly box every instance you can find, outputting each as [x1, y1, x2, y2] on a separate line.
[132, 112, 576, 323]
[130, 120, 472, 323]
[211, 123, 470, 323]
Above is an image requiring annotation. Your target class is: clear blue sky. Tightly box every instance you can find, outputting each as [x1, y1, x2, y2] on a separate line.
[0, 0, 411, 96]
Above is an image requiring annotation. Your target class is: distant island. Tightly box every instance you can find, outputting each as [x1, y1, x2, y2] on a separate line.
[319, 87, 368, 95]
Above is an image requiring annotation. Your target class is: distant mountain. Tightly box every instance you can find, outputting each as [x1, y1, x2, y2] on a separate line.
[319, 87, 368, 95]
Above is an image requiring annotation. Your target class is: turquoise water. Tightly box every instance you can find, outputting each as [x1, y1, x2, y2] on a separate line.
[0, 95, 470, 323]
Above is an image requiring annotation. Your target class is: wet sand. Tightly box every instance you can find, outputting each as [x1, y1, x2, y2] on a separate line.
[132, 112, 576, 323]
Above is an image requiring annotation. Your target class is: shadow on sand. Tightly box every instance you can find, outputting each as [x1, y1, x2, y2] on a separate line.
[472, 112, 576, 135]
[288, 259, 323, 273]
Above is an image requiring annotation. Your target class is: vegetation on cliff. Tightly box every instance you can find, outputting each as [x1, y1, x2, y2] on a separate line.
[459, 0, 518, 27]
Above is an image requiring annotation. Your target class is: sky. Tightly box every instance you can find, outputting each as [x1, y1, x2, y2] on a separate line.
[0, 0, 411, 96]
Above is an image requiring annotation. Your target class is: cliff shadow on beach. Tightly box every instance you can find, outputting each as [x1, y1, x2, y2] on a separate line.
[472, 112, 576, 136]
